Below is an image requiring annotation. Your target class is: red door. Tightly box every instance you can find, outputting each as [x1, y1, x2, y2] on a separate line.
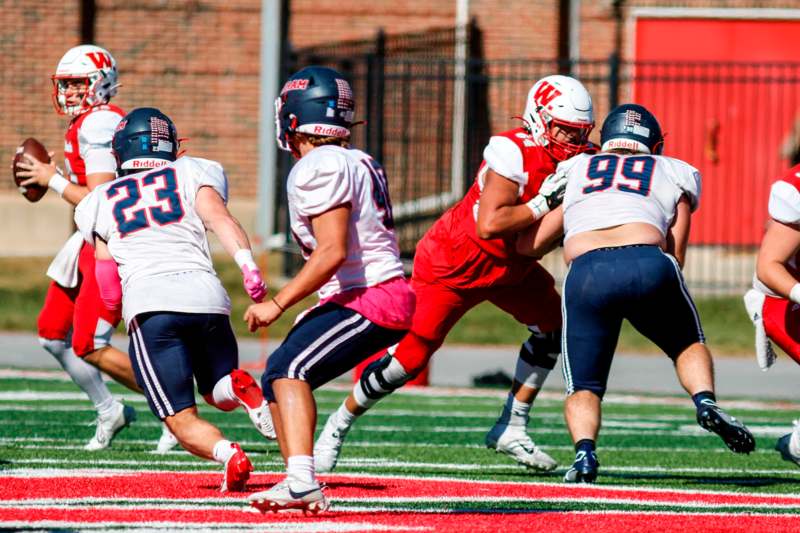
[633, 18, 800, 245]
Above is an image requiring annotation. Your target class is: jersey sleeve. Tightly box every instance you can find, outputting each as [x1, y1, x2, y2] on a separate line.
[768, 180, 800, 224]
[74, 190, 102, 245]
[185, 157, 229, 204]
[669, 159, 702, 212]
[79, 111, 122, 175]
[482, 135, 526, 187]
[292, 151, 354, 217]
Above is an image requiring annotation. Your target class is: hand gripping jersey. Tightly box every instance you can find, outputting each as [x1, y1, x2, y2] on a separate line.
[415, 127, 558, 288]
[74, 156, 231, 326]
[561, 152, 701, 242]
[287, 145, 404, 299]
[64, 104, 125, 184]
[753, 163, 800, 296]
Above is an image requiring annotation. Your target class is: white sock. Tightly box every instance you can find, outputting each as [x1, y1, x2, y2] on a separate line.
[96, 396, 117, 419]
[498, 393, 532, 427]
[40, 337, 115, 413]
[211, 375, 239, 411]
[791, 422, 800, 455]
[335, 402, 357, 429]
[212, 439, 235, 464]
[287, 455, 315, 485]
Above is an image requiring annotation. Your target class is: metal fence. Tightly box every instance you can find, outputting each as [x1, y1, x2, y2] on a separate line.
[278, 31, 800, 294]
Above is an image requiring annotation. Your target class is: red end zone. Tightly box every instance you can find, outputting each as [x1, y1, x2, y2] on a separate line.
[2, 472, 800, 532]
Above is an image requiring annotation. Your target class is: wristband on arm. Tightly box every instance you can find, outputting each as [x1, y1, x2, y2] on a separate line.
[790, 283, 800, 305]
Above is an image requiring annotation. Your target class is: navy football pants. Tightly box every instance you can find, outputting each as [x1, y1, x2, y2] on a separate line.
[562, 245, 705, 398]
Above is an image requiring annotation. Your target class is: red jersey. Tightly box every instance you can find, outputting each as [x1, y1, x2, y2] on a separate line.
[767, 163, 800, 276]
[414, 128, 557, 289]
[64, 104, 125, 185]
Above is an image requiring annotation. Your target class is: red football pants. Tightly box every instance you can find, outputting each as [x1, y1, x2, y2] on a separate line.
[37, 242, 122, 357]
[392, 263, 562, 375]
[762, 295, 800, 364]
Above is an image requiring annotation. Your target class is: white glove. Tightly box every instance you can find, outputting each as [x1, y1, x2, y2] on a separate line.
[743, 289, 777, 371]
[526, 170, 568, 220]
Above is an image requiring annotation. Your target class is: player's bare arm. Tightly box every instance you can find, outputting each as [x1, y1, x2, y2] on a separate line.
[516, 206, 564, 258]
[16, 153, 108, 206]
[476, 170, 536, 239]
[196, 186, 252, 254]
[195, 185, 267, 303]
[245, 204, 350, 331]
[756, 219, 800, 299]
[665, 195, 692, 267]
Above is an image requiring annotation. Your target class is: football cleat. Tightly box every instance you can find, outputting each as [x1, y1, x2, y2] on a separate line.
[485, 423, 558, 472]
[231, 369, 276, 440]
[221, 443, 253, 493]
[84, 402, 136, 451]
[314, 412, 352, 473]
[564, 449, 599, 483]
[153, 423, 179, 454]
[697, 402, 756, 454]
[249, 476, 329, 514]
[775, 421, 800, 468]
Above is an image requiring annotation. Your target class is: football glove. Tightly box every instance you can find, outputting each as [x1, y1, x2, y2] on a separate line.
[743, 289, 776, 371]
[525, 170, 568, 220]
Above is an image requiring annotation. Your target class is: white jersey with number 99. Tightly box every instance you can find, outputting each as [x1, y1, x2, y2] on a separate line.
[561, 152, 702, 242]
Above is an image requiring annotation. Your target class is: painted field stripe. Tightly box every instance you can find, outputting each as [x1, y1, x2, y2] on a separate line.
[2, 472, 800, 507]
[2, 508, 800, 533]
[5, 496, 800, 512]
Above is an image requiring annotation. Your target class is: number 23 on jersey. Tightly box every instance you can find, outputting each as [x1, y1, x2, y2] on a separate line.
[107, 168, 185, 237]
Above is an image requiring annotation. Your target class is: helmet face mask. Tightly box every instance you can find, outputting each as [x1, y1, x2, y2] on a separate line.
[600, 104, 664, 155]
[51, 45, 118, 116]
[523, 74, 594, 161]
[275, 66, 355, 156]
[112, 108, 179, 176]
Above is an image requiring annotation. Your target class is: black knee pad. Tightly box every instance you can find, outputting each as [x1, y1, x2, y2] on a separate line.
[520, 328, 561, 370]
[359, 353, 408, 401]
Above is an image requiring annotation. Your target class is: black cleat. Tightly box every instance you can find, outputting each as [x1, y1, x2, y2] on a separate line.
[564, 449, 599, 483]
[697, 403, 755, 454]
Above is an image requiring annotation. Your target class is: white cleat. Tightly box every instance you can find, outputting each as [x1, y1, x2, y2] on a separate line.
[153, 423, 179, 454]
[485, 423, 558, 472]
[84, 402, 136, 451]
[231, 369, 276, 440]
[247, 400, 277, 440]
[313, 413, 351, 473]
[248, 476, 329, 514]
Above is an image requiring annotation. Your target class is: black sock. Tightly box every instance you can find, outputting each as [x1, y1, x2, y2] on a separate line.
[692, 390, 717, 410]
[575, 439, 595, 453]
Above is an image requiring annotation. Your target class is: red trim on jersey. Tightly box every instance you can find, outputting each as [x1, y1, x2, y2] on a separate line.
[64, 104, 125, 185]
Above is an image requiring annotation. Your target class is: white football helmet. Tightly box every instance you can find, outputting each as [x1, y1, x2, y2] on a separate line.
[523, 75, 594, 161]
[51, 44, 119, 116]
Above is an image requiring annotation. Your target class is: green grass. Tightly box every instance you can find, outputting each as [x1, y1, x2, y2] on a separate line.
[0, 256, 755, 353]
[0, 375, 798, 495]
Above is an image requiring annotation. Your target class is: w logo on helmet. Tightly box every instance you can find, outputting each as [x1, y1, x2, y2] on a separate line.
[86, 52, 113, 69]
[533, 82, 562, 107]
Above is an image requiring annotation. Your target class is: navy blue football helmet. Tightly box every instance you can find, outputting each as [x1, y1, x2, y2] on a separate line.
[112, 107, 179, 175]
[274, 66, 355, 154]
[600, 103, 664, 155]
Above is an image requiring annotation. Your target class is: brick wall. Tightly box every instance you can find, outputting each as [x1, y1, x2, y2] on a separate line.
[0, 0, 262, 198]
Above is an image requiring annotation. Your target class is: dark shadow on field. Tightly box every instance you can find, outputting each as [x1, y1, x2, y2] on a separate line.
[602, 471, 798, 488]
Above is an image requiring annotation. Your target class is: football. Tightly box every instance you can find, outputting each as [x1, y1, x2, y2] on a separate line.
[12, 137, 50, 203]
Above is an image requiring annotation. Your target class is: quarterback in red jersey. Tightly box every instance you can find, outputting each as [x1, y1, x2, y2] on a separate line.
[744, 162, 800, 467]
[15, 44, 153, 451]
[314, 75, 594, 472]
